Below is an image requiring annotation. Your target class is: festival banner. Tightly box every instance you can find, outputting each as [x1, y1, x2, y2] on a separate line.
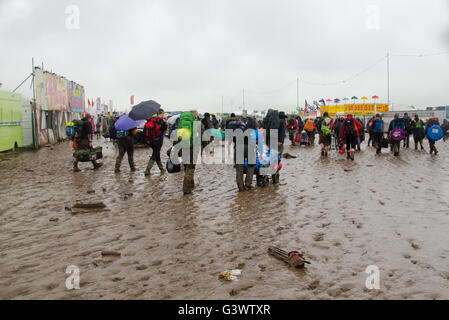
[344, 104, 354, 114]
[68, 81, 85, 113]
[376, 104, 389, 113]
[46, 73, 68, 111]
[34, 68, 48, 110]
[336, 105, 345, 113]
[34, 67, 85, 113]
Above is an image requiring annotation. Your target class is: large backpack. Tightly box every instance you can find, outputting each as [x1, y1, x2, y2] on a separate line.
[344, 118, 356, 135]
[263, 109, 280, 130]
[177, 111, 195, 143]
[144, 118, 163, 141]
[304, 119, 315, 132]
[393, 118, 405, 130]
[374, 119, 383, 133]
[68, 119, 84, 141]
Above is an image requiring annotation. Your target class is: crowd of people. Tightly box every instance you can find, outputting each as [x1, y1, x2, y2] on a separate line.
[70, 109, 448, 194]
[285, 112, 448, 160]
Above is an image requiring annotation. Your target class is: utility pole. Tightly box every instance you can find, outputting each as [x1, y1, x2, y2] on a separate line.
[31, 57, 38, 149]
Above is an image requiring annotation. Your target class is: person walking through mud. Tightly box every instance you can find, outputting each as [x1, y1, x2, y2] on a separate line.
[287, 115, 299, 146]
[354, 117, 364, 151]
[73, 113, 103, 172]
[176, 110, 204, 194]
[372, 113, 385, 154]
[95, 117, 102, 139]
[425, 118, 441, 155]
[231, 117, 258, 191]
[403, 113, 412, 148]
[388, 114, 406, 157]
[319, 115, 332, 157]
[303, 118, 315, 145]
[144, 109, 167, 176]
[411, 114, 425, 150]
[366, 116, 375, 147]
[341, 114, 358, 161]
[114, 127, 137, 173]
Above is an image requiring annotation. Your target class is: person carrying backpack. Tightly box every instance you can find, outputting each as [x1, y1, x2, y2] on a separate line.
[303, 118, 315, 144]
[366, 116, 375, 147]
[176, 110, 204, 194]
[144, 109, 168, 176]
[234, 117, 258, 191]
[373, 114, 385, 154]
[319, 115, 333, 157]
[403, 113, 412, 148]
[411, 114, 425, 150]
[114, 126, 137, 173]
[287, 116, 299, 146]
[341, 114, 358, 160]
[72, 113, 103, 172]
[354, 117, 364, 151]
[425, 118, 441, 155]
[388, 114, 405, 156]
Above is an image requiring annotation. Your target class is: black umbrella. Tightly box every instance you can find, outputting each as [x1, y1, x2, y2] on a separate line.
[128, 100, 161, 120]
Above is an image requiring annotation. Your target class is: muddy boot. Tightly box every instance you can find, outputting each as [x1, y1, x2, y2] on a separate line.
[236, 165, 245, 192]
[93, 161, 103, 170]
[324, 151, 328, 157]
[145, 159, 155, 176]
[157, 161, 166, 174]
[434, 147, 438, 155]
[73, 161, 81, 172]
[420, 144, 424, 151]
[321, 150, 325, 157]
[350, 150, 355, 161]
[415, 142, 418, 150]
[245, 166, 254, 189]
[347, 152, 351, 160]
[183, 171, 194, 194]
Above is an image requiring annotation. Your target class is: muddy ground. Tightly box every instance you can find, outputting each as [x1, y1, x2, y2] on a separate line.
[0, 136, 448, 300]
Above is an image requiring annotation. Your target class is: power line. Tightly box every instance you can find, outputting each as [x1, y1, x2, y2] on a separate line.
[391, 50, 449, 57]
[301, 55, 387, 87]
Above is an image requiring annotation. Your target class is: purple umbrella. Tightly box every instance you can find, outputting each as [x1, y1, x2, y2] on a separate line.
[115, 114, 145, 131]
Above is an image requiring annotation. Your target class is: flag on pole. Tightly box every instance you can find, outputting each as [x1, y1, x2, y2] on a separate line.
[131, 95, 135, 105]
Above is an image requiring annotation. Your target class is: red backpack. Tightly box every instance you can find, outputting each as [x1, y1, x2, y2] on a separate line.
[144, 118, 163, 141]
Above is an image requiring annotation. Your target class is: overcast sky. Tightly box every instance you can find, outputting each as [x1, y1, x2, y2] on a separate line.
[1, 0, 448, 113]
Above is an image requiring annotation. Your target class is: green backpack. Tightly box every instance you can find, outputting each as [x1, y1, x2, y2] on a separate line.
[72, 119, 84, 141]
[177, 111, 196, 145]
[178, 111, 195, 132]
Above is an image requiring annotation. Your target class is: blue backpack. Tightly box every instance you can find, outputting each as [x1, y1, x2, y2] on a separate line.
[374, 119, 383, 133]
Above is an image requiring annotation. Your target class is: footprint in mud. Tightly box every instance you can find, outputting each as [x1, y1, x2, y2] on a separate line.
[229, 284, 253, 296]
[350, 219, 363, 229]
[378, 200, 385, 206]
[308, 280, 320, 291]
[408, 240, 421, 250]
[313, 232, 325, 242]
